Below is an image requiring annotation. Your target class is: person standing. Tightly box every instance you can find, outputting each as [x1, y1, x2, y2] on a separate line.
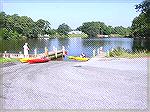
[23, 43, 29, 58]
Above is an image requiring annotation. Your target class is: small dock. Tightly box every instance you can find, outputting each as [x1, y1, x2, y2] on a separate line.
[1, 46, 67, 60]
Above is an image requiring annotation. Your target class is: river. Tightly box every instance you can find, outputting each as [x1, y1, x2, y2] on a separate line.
[0, 37, 150, 58]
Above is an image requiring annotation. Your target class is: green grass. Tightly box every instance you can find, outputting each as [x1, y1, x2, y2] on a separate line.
[0, 57, 19, 63]
[68, 34, 88, 38]
[108, 48, 150, 58]
[146, 53, 150, 58]
[40, 33, 88, 38]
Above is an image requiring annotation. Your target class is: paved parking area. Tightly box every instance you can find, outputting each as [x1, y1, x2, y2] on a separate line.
[1, 58, 149, 110]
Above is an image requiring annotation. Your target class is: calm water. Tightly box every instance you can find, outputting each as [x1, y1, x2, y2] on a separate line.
[0, 37, 150, 58]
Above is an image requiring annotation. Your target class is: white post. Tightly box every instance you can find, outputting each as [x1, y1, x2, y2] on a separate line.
[107, 50, 110, 57]
[111, 48, 114, 51]
[4, 51, 7, 58]
[93, 49, 96, 57]
[53, 46, 55, 51]
[99, 47, 103, 54]
[97, 48, 100, 55]
[62, 46, 65, 55]
[34, 48, 37, 57]
[19, 51, 23, 58]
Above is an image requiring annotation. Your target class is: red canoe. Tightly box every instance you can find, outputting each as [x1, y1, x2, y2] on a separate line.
[28, 58, 50, 64]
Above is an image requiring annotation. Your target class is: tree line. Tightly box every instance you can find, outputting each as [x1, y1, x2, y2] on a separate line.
[0, 0, 149, 39]
[0, 11, 131, 39]
[0, 12, 72, 40]
[0, 12, 50, 39]
[78, 0, 150, 38]
[77, 21, 131, 37]
[0, 12, 130, 39]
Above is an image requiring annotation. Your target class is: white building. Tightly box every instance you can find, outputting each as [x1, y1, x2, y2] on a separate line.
[68, 31, 83, 34]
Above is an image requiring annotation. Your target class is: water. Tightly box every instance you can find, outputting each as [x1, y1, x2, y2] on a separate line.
[0, 37, 150, 58]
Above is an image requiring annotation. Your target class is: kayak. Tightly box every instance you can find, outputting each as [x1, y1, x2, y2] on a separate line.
[28, 58, 50, 64]
[68, 56, 90, 61]
[68, 56, 89, 61]
[20, 58, 33, 63]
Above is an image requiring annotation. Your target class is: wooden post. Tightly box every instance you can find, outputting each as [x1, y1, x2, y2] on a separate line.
[45, 47, 48, 57]
[55, 48, 57, 58]
[34, 48, 37, 57]
[93, 49, 96, 57]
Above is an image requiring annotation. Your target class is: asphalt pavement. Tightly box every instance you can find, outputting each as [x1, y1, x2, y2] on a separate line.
[1, 58, 149, 110]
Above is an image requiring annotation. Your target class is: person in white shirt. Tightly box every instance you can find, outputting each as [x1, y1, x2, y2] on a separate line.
[23, 43, 29, 58]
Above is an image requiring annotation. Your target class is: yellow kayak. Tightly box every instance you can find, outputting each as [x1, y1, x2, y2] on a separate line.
[68, 56, 89, 61]
[20, 58, 33, 63]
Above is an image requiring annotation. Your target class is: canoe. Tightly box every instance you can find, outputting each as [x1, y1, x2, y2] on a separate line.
[68, 56, 89, 61]
[20, 58, 33, 63]
[28, 58, 50, 64]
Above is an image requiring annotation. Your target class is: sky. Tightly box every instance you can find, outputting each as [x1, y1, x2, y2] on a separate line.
[1, 0, 143, 29]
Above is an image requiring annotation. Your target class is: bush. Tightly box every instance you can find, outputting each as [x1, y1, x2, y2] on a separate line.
[109, 47, 148, 58]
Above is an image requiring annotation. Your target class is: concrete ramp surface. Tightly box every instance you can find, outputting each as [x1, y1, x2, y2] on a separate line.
[1, 58, 149, 110]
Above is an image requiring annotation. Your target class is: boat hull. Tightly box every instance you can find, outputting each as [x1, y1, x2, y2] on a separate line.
[68, 56, 89, 61]
[28, 58, 50, 64]
[20, 58, 33, 63]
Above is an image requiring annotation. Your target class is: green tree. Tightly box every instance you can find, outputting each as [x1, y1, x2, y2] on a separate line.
[135, 0, 150, 23]
[135, 0, 150, 14]
[114, 26, 126, 36]
[131, 0, 150, 38]
[0, 12, 7, 28]
[1, 28, 12, 39]
[48, 29, 57, 36]
[36, 19, 51, 35]
[0, 12, 53, 39]
[105, 25, 113, 35]
[79, 22, 102, 37]
[57, 23, 71, 36]
[131, 13, 150, 38]
[78, 21, 130, 37]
